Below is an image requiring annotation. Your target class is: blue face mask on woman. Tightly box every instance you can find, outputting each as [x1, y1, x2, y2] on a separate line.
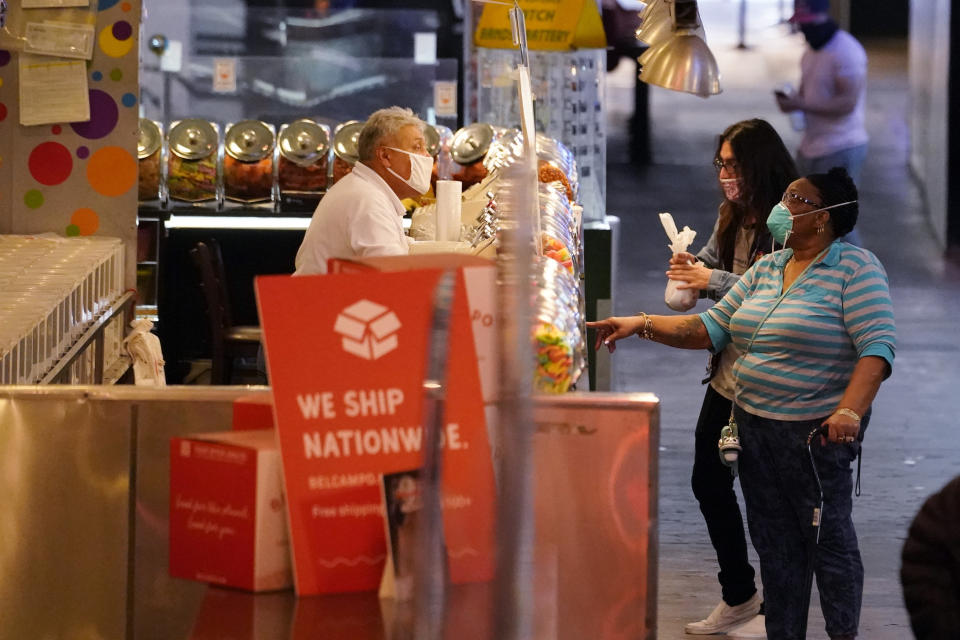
[766, 199, 858, 247]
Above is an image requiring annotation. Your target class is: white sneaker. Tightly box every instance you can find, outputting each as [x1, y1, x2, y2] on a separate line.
[727, 614, 766, 639]
[683, 592, 761, 635]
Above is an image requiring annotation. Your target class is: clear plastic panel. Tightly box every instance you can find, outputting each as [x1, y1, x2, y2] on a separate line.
[140, 55, 459, 132]
[476, 48, 607, 222]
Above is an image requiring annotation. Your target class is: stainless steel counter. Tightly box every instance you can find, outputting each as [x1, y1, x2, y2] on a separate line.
[0, 387, 658, 640]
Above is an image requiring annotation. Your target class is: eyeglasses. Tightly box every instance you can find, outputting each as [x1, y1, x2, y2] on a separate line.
[713, 158, 739, 173]
[781, 191, 822, 209]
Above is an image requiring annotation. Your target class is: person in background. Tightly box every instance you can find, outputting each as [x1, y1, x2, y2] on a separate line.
[589, 168, 896, 640]
[668, 119, 798, 639]
[775, 0, 867, 245]
[901, 474, 960, 639]
[294, 106, 432, 274]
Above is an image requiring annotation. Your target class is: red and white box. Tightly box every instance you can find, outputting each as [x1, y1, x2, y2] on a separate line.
[169, 429, 292, 592]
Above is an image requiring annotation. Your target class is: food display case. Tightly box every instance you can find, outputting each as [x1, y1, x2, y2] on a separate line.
[166, 119, 221, 207]
[331, 120, 362, 185]
[411, 125, 587, 392]
[277, 118, 331, 211]
[223, 120, 276, 207]
[450, 122, 499, 189]
[138, 119, 164, 204]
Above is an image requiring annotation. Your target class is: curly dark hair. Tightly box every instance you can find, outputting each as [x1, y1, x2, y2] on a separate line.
[714, 119, 798, 269]
[805, 167, 859, 238]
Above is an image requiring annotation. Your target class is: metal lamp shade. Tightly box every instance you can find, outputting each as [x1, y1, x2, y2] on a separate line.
[637, 0, 707, 49]
[639, 31, 722, 97]
[636, 0, 671, 47]
[636, 13, 674, 47]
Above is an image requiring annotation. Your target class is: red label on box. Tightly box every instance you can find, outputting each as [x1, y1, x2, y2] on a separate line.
[256, 266, 496, 595]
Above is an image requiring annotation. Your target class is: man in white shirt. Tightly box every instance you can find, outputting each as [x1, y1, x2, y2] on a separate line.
[294, 106, 433, 274]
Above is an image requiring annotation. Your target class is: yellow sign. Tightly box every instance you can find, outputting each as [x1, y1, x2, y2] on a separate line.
[475, 0, 607, 51]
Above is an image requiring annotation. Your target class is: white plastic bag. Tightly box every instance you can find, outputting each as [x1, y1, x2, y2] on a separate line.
[122, 318, 166, 386]
[659, 212, 699, 312]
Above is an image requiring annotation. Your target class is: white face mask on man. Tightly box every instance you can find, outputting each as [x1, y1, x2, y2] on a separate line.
[384, 147, 433, 195]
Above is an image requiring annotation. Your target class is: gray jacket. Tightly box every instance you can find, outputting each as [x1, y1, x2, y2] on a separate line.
[695, 215, 774, 301]
[695, 218, 741, 301]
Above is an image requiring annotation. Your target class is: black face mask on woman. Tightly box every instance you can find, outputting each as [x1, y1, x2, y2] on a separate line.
[800, 20, 839, 50]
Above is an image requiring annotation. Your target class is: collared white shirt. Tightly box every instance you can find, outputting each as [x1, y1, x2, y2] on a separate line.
[294, 162, 410, 275]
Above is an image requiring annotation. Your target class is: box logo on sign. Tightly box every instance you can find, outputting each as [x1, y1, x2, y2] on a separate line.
[333, 299, 402, 361]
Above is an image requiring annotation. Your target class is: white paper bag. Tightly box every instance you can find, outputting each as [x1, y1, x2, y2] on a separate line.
[659, 212, 698, 312]
[122, 318, 166, 386]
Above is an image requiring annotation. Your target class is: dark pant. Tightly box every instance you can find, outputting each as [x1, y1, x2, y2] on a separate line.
[735, 406, 864, 640]
[691, 385, 757, 607]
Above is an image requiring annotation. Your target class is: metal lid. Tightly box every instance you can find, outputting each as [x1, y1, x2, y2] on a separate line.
[137, 118, 162, 159]
[424, 125, 441, 158]
[333, 120, 363, 164]
[225, 120, 275, 162]
[451, 123, 494, 164]
[168, 119, 218, 161]
[279, 119, 329, 166]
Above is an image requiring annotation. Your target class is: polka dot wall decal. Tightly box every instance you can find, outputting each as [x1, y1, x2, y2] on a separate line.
[121, 93, 136, 107]
[0, 50, 9, 67]
[70, 208, 100, 235]
[97, 0, 121, 10]
[121, 1, 132, 11]
[98, 23, 134, 58]
[0, 103, 6, 123]
[92, 71, 102, 81]
[51, 125, 62, 135]
[65, 225, 81, 237]
[77, 146, 90, 159]
[87, 146, 137, 196]
[24, 190, 44, 209]
[112, 21, 132, 41]
[0, 77, 4, 88]
[110, 68, 122, 81]
[70, 90, 118, 139]
[29, 142, 73, 185]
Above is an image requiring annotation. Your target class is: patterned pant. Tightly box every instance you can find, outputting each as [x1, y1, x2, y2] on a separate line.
[735, 406, 865, 639]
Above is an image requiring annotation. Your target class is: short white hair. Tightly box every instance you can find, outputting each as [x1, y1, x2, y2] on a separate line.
[357, 106, 425, 162]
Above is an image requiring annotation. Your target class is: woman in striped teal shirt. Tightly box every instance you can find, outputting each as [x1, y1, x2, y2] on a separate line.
[589, 167, 895, 640]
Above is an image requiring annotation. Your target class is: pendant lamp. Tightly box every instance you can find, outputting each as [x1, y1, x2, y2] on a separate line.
[638, 0, 721, 98]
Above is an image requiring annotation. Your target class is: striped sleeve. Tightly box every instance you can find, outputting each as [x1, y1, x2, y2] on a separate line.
[842, 252, 896, 369]
[699, 262, 756, 353]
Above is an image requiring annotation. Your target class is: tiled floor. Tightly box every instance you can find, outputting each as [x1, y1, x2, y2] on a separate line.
[604, 4, 959, 638]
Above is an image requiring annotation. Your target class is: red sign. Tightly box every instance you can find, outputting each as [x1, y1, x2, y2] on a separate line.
[255, 264, 496, 595]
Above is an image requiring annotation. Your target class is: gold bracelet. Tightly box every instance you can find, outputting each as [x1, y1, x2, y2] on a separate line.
[834, 407, 861, 424]
[636, 313, 654, 340]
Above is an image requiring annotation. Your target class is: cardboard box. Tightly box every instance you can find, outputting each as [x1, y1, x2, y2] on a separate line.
[232, 393, 275, 431]
[169, 429, 292, 592]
